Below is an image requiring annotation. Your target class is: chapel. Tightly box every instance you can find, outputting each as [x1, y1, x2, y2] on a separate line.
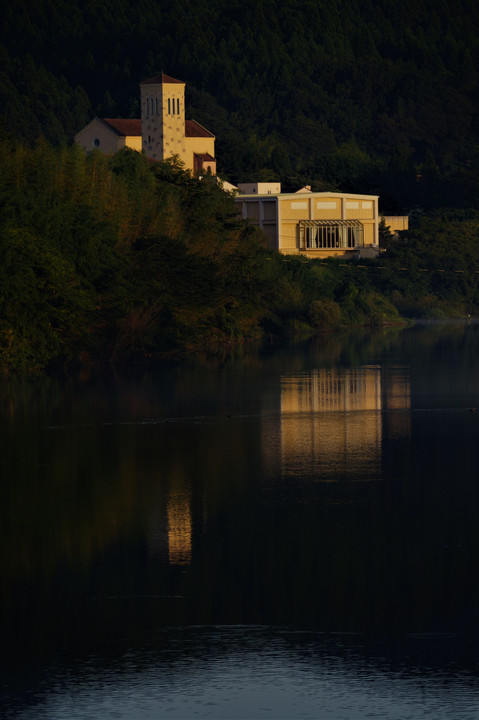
[75, 74, 216, 175]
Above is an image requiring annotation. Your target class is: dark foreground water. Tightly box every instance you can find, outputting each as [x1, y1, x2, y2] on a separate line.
[2, 324, 479, 719]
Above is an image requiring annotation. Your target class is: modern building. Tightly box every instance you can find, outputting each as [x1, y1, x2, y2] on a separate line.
[75, 74, 216, 175]
[381, 215, 409, 236]
[235, 185, 379, 258]
[236, 182, 281, 195]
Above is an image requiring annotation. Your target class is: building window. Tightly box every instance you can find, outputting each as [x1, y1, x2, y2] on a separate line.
[168, 98, 171, 114]
[155, 98, 159, 115]
[304, 226, 340, 249]
[93, 138, 100, 147]
[177, 98, 180, 115]
[262, 201, 276, 221]
[347, 226, 359, 248]
[300, 221, 364, 250]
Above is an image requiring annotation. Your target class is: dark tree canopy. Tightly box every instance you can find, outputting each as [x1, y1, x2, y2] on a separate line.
[1, 0, 478, 211]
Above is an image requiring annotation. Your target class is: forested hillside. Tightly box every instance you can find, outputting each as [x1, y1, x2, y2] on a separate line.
[2, 0, 479, 211]
[3, 140, 479, 372]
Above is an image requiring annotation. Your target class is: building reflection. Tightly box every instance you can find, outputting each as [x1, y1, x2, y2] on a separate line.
[167, 479, 193, 566]
[263, 366, 411, 481]
[147, 470, 193, 567]
[146, 365, 411, 567]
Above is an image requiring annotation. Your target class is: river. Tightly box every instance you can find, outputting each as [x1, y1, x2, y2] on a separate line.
[2, 323, 479, 719]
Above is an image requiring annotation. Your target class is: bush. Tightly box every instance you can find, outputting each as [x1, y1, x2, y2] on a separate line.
[308, 299, 342, 330]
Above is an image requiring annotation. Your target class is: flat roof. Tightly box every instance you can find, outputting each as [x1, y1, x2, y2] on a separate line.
[236, 191, 379, 200]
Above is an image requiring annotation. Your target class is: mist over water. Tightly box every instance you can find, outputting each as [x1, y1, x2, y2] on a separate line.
[2, 324, 479, 719]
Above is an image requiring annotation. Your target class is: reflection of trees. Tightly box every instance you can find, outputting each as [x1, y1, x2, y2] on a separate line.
[3, 324, 479, 654]
[0, 338, 413, 593]
[0, 367, 263, 586]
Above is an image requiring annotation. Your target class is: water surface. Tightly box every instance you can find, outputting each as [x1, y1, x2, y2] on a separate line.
[2, 325, 479, 718]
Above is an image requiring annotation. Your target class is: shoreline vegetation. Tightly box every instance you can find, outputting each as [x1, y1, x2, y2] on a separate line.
[1, 141, 479, 374]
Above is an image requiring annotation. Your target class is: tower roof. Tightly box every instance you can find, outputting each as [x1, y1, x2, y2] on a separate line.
[140, 73, 184, 85]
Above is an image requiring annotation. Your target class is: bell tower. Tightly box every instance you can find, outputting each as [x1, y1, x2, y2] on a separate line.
[140, 74, 186, 164]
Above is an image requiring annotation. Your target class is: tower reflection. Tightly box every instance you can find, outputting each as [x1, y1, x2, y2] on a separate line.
[167, 476, 192, 566]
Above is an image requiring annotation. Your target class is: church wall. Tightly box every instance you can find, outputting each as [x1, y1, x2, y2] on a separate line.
[184, 136, 215, 172]
[122, 136, 143, 152]
[74, 119, 121, 154]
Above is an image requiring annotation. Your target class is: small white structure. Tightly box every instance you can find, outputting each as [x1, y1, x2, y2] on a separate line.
[237, 182, 282, 195]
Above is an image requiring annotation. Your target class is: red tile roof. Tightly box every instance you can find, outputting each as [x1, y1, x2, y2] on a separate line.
[98, 117, 214, 139]
[140, 73, 184, 85]
[194, 152, 215, 161]
[186, 119, 214, 138]
[101, 118, 141, 136]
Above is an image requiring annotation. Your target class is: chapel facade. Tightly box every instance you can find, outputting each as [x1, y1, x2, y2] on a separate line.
[75, 74, 216, 175]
